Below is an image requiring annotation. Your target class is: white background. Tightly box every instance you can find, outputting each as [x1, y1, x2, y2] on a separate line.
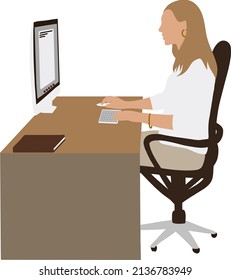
[0, 0, 231, 279]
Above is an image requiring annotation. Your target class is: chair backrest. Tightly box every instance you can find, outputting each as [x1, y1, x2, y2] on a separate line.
[202, 41, 231, 170]
[209, 41, 231, 140]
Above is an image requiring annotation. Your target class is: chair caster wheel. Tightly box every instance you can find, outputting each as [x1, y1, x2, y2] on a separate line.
[151, 246, 157, 252]
[192, 248, 200, 254]
[211, 233, 217, 238]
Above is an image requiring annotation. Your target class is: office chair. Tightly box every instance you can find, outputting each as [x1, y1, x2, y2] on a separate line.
[140, 41, 231, 253]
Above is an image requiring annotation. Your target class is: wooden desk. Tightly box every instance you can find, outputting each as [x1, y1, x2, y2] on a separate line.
[1, 97, 141, 259]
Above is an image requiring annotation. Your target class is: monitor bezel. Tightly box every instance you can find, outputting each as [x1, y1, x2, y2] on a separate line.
[33, 19, 60, 104]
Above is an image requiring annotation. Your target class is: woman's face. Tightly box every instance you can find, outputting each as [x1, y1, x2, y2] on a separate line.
[159, 9, 186, 49]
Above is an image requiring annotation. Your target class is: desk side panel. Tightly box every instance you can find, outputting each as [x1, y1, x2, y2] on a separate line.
[1, 153, 140, 260]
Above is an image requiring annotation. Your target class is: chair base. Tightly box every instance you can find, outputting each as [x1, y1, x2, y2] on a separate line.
[141, 220, 217, 253]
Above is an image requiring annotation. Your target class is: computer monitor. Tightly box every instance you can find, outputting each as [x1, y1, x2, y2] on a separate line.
[33, 19, 60, 114]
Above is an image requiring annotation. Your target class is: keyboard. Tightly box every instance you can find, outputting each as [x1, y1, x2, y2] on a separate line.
[98, 109, 121, 124]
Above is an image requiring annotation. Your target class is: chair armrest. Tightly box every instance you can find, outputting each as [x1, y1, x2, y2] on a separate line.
[144, 122, 223, 150]
[144, 133, 209, 149]
[142, 133, 209, 177]
[142, 123, 223, 175]
[215, 123, 223, 143]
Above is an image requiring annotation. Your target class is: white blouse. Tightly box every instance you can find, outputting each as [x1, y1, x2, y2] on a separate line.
[150, 59, 215, 154]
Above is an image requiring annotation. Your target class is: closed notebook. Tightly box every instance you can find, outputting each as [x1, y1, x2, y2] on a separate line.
[13, 135, 65, 152]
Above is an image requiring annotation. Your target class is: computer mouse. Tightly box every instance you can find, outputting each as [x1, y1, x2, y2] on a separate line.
[96, 102, 110, 107]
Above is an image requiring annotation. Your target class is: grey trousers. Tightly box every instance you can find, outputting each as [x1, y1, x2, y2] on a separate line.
[140, 131, 205, 171]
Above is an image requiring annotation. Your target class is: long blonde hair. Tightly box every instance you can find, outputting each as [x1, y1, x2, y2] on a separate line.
[165, 0, 217, 76]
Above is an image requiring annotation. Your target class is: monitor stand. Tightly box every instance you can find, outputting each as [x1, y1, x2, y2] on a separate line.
[33, 99, 57, 115]
[33, 87, 59, 115]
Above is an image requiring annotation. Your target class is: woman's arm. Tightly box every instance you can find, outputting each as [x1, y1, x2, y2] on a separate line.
[101, 96, 172, 129]
[115, 111, 173, 130]
[101, 96, 153, 110]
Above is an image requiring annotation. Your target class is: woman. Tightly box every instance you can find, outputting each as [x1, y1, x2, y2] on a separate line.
[101, 0, 217, 170]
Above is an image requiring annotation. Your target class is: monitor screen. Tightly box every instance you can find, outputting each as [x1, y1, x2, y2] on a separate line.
[33, 19, 60, 105]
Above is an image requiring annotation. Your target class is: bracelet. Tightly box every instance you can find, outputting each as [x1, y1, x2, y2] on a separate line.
[148, 113, 152, 129]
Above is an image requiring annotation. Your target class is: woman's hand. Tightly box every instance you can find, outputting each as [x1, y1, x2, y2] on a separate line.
[115, 111, 143, 122]
[101, 96, 127, 109]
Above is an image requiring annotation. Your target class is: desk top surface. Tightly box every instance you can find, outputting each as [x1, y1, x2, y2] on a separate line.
[2, 97, 142, 154]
